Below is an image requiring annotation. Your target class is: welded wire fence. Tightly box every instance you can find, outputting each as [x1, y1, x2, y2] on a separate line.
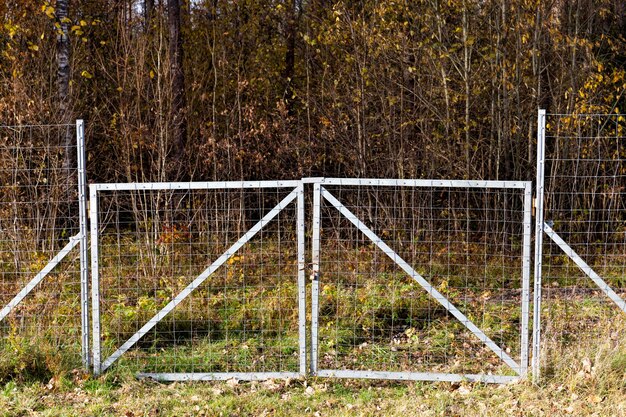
[90, 182, 306, 379]
[0, 123, 86, 375]
[5, 114, 626, 383]
[311, 179, 531, 382]
[535, 112, 626, 378]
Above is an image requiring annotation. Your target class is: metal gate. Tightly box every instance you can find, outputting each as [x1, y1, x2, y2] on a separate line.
[533, 110, 626, 378]
[0, 121, 88, 369]
[310, 179, 532, 383]
[89, 181, 306, 380]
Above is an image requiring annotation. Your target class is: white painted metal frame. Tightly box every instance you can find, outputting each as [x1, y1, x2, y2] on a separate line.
[90, 181, 306, 380]
[310, 178, 532, 383]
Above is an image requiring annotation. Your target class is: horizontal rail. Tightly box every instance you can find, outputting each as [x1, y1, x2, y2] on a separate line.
[137, 372, 302, 381]
[91, 179, 531, 191]
[316, 370, 519, 384]
[91, 180, 301, 191]
[316, 178, 530, 189]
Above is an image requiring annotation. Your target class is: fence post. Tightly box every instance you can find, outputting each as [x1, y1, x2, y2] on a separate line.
[297, 182, 307, 374]
[532, 109, 546, 382]
[76, 119, 90, 370]
[310, 181, 321, 376]
[521, 181, 532, 377]
[89, 185, 101, 375]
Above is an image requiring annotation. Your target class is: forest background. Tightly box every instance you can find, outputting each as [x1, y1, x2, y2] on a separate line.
[2, 0, 625, 183]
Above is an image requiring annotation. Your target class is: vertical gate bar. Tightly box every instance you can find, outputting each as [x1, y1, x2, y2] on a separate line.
[89, 185, 101, 375]
[310, 182, 321, 375]
[521, 181, 532, 377]
[532, 109, 547, 381]
[76, 120, 90, 369]
[296, 183, 306, 374]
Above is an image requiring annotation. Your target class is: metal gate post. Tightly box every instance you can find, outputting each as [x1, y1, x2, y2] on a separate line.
[310, 181, 321, 376]
[296, 182, 307, 374]
[532, 109, 547, 381]
[76, 120, 90, 369]
[89, 185, 101, 375]
[520, 182, 532, 377]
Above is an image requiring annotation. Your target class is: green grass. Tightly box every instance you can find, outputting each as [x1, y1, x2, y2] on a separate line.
[0, 356, 624, 417]
[1, 235, 625, 415]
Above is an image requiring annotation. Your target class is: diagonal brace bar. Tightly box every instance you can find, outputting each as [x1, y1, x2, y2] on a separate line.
[100, 188, 299, 373]
[0, 234, 81, 322]
[321, 188, 521, 374]
[544, 223, 626, 314]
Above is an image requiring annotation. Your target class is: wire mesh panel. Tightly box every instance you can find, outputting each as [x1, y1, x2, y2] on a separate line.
[535, 112, 626, 379]
[311, 179, 531, 383]
[0, 122, 87, 375]
[90, 181, 305, 380]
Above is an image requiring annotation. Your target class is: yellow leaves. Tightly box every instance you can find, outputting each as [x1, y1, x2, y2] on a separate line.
[227, 255, 244, 265]
[80, 70, 93, 79]
[71, 25, 83, 36]
[42, 5, 55, 19]
[149, 70, 156, 79]
[27, 43, 38, 52]
[612, 70, 625, 84]
[4, 22, 19, 40]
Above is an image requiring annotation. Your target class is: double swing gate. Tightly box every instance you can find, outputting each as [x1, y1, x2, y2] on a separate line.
[89, 178, 532, 382]
[4, 112, 622, 383]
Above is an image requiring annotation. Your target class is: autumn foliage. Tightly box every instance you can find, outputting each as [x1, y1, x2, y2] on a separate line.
[0, 0, 625, 183]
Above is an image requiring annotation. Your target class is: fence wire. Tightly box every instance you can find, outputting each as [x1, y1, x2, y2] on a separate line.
[538, 113, 626, 378]
[0, 124, 84, 374]
[91, 184, 304, 378]
[312, 181, 530, 380]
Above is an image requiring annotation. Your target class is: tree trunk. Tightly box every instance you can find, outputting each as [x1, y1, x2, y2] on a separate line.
[55, 0, 75, 247]
[168, 0, 187, 178]
[57, 0, 74, 166]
